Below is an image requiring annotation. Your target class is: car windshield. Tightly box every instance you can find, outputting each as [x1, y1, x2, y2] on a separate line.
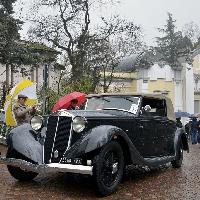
[85, 96, 140, 114]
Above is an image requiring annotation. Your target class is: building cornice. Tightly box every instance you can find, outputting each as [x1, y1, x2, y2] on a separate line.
[193, 48, 200, 58]
[194, 91, 200, 95]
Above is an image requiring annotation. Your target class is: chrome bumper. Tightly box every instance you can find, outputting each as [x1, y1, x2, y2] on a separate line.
[0, 156, 93, 175]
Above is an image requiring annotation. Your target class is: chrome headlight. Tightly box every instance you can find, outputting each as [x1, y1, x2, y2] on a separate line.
[72, 116, 87, 133]
[30, 115, 43, 131]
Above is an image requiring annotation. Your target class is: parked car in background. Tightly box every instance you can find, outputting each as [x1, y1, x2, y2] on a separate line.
[0, 93, 189, 196]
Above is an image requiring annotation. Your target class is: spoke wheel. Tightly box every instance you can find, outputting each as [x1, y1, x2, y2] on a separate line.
[93, 141, 124, 196]
[101, 150, 120, 187]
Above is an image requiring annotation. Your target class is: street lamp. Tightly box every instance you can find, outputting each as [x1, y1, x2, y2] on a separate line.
[42, 64, 49, 115]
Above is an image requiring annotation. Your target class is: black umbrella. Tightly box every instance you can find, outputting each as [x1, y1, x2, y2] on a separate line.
[175, 112, 191, 118]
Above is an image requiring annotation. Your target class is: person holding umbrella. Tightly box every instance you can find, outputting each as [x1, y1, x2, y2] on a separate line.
[52, 92, 86, 112]
[67, 98, 80, 110]
[13, 94, 36, 126]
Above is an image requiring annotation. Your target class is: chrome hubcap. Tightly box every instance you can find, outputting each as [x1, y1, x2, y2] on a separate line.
[112, 162, 118, 174]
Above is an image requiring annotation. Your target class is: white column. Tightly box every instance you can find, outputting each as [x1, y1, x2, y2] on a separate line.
[174, 80, 183, 112]
[185, 63, 194, 114]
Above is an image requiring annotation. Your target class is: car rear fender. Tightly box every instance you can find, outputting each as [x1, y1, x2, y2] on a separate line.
[6, 124, 43, 164]
[174, 128, 189, 155]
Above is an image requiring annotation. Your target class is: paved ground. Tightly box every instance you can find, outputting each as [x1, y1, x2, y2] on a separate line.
[0, 144, 200, 200]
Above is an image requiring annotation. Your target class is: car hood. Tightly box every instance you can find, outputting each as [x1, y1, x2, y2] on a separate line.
[53, 109, 135, 118]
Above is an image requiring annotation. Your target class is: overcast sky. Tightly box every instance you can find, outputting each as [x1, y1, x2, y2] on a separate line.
[114, 0, 200, 45]
[14, 0, 200, 46]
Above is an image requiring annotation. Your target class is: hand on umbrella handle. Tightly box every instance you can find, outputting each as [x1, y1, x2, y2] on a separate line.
[31, 105, 38, 112]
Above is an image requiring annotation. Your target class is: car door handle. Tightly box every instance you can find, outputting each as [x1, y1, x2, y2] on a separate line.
[140, 119, 149, 122]
[139, 125, 144, 129]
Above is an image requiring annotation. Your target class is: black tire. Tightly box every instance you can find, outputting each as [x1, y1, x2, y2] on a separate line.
[93, 141, 124, 196]
[6, 149, 38, 181]
[171, 141, 183, 168]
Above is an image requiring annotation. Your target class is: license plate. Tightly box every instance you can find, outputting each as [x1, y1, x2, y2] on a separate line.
[65, 158, 82, 165]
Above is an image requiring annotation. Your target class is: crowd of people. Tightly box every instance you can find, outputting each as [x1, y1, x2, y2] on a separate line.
[177, 117, 200, 145]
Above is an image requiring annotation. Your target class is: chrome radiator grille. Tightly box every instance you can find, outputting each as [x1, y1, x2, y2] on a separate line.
[43, 116, 72, 163]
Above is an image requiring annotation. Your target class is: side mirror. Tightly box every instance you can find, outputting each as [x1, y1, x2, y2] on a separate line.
[144, 105, 151, 112]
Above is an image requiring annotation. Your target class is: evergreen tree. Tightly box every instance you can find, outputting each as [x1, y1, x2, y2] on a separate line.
[0, 0, 23, 107]
[0, 0, 22, 88]
[1, 0, 17, 14]
[156, 13, 193, 69]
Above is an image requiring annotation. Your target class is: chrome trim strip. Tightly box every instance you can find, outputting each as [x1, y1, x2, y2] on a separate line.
[85, 99, 88, 110]
[0, 156, 93, 175]
[67, 118, 73, 150]
[49, 116, 60, 163]
[101, 108, 137, 114]
[57, 110, 75, 118]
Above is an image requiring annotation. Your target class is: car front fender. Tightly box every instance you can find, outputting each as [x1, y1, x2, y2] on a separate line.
[6, 123, 43, 164]
[79, 125, 126, 153]
[64, 125, 147, 166]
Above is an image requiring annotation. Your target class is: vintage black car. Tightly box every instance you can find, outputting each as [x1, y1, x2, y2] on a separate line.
[0, 93, 189, 196]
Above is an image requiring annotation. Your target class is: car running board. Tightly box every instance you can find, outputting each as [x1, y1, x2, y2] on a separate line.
[143, 156, 175, 167]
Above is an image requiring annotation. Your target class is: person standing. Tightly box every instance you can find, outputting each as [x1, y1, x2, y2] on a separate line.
[13, 94, 36, 126]
[191, 117, 198, 145]
[196, 118, 200, 144]
[185, 120, 192, 141]
[176, 117, 183, 128]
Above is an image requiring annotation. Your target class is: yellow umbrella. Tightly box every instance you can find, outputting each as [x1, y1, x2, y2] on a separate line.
[4, 80, 38, 126]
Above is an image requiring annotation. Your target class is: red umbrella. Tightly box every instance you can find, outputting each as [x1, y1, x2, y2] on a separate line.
[52, 92, 87, 112]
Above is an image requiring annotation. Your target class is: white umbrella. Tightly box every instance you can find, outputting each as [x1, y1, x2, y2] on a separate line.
[4, 80, 37, 126]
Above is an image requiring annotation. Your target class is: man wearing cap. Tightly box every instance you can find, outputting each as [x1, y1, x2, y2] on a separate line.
[13, 94, 36, 126]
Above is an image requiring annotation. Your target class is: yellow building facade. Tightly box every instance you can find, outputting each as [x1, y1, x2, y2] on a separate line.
[193, 51, 200, 113]
[104, 61, 194, 113]
[109, 72, 175, 105]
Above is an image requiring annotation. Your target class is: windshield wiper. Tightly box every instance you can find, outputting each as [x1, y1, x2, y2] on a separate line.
[101, 108, 135, 114]
[122, 97, 135, 103]
[99, 97, 110, 102]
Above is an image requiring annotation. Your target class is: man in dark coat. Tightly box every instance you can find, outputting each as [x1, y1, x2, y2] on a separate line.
[191, 117, 198, 144]
[196, 118, 200, 143]
[185, 120, 191, 141]
[176, 117, 183, 128]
